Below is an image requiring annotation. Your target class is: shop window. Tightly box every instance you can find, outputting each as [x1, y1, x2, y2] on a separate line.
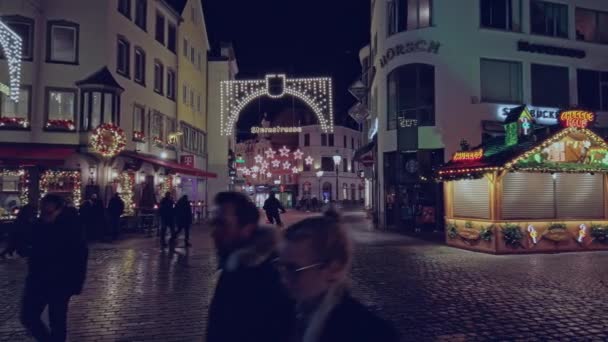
[321, 157, 334, 172]
[155, 12, 165, 45]
[46, 88, 76, 131]
[577, 69, 608, 111]
[47, 21, 79, 64]
[387, 63, 435, 130]
[134, 47, 146, 85]
[481, 59, 522, 103]
[531, 64, 569, 108]
[167, 69, 176, 100]
[116, 36, 130, 78]
[0, 86, 30, 128]
[387, 0, 432, 35]
[118, 0, 131, 19]
[480, 0, 521, 31]
[135, 0, 147, 30]
[530, 0, 568, 38]
[321, 134, 327, 146]
[576, 8, 608, 44]
[167, 22, 176, 53]
[154, 61, 164, 94]
[1, 16, 34, 60]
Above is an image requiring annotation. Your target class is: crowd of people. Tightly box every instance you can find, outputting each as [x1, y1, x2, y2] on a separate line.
[1, 191, 398, 342]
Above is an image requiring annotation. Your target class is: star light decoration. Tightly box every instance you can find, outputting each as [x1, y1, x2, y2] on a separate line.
[220, 74, 334, 136]
[265, 148, 276, 159]
[272, 159, 281, 168]
[254, 155, 264, 164]
[0, 20, 23, 101]
[305, 156, 314, 165]
[239, 147, 315, 180]
[293, 149, 304, 160]
[279, 146, 291, 157]
[282, 161, 291, 170]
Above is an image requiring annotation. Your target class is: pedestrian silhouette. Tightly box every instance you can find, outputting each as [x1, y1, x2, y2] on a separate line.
[0, 203, 35, 258]
[158, 192, 175, 248]
[19, 194, 88, 342]
[107, 193, 125, 241]
[173, 195, 193, 247]
[263, 192, 286, 227]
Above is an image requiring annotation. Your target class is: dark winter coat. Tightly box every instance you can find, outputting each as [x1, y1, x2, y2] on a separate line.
[159, 197, 174, 221]
[108, 196, 125, 217]
[313, 291, 399, 342]
[206, 227, 294, 342]
[174, 198, 192, 226]
[25, 208, 89, 296]
[263, 196, 285, 214]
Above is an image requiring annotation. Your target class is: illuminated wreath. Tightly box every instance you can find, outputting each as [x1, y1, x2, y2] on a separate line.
[90, 123, 127, 158]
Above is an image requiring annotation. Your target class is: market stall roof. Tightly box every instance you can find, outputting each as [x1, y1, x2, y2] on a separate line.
[122, 151, 217, 179]
[0, 145, 76, 167]
[438, 118, 608, 181]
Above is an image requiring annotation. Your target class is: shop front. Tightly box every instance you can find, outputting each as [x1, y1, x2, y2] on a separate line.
[438, 109, 608, 254]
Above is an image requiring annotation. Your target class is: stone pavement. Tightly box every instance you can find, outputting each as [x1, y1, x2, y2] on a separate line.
[1, 210, 608, 341]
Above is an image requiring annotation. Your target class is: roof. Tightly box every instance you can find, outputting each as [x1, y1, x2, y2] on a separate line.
[503, 105, 528, 124]
[75, 67, 124, 91]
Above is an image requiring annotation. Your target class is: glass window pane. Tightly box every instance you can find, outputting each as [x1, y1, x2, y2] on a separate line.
[1, 88, 29, 119]
[481, 59, 522, 103]
[51, 26, 76, 62]
[48, 91, 75, 121]
[9, 22, 32, 58]
[576, 8, 597, 41]
[598, 12, 608, 44]
[91, 92, 101, 127]
[531, 64, 569, 107]
[407, 0, 418, 30]
[103, 93, 113, 123]
[418, 0, 431, 27]
[81, 91, 89, 129]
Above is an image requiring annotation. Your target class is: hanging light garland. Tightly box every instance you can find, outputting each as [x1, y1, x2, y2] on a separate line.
[0, 169, 29, 207]
[39, 170, 82, 207]
[0, 20, 22, 101]
[90, 123, 127, 158]
[237, 147, 310, 180]
[118, 173, 135, 216]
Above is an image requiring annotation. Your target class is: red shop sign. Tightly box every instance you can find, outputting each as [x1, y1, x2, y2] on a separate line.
[180, 155, 195, 168]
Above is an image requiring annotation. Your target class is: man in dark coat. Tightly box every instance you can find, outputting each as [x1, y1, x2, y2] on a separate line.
[20, 194, 88, 342]
[158, 191, 175, 248]
[107, 193, 125, 241]
[263, 192, 286, 226]
[172, 195, 193, 247]
[206, 192, 294, 342]
[90, 194, 106, 241]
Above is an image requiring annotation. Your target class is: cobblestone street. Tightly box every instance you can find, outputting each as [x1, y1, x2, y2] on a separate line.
[1, 211, 608, 341]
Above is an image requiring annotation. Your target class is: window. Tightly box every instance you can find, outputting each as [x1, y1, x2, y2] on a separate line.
[321, 134, 327, 146]
[167, 23, 176, 53]
[80, 90, 120, 131]
[304, 163, 312, 172]
[152, 112, 164, 140]
[190, 90, 194, 107]
[0, 86, 30, 127]
[329, 134, 334, 146]
[480, 0, 521, 31]
[155, 12, 165, 45]
[133, 104, 145, 139]
[47, 21, 79, 64]
[351, 159, 356, 173]
[46, 88, 76, 129]
[167, 69, 176, 100]
[530, 1, 568, 38]
[387, 0, 432, 35]
[321, 157, 334, 172]
[343, 135, 347, 148]
[197, 94, 201, 112]
[190, 47, 195, 63]
[576, 8, 608, 44]
[577, 69, 608, 111]
[183, 39, 188, 57]
[480, 59, 522, 103]
[351, 137, 355, 149]
[387, 63, 435, 130]
[135, 0, 147, 30]
[198, 52, 202, 69]
[154, 61, 163, 94]
[343, 159, 348, 172]
[183, 84, 188, 104]
[118, 0, 131, 18]
[531, 64, 569, 108]
[304, 134, 310, 146]
[134, 47, 145, 85]
[116, 36, 130, 77]
[2, 16, 34, 60]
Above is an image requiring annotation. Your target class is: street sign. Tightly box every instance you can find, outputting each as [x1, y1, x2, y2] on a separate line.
[348, 80, 368, 102]
[348, 102, 370, 124]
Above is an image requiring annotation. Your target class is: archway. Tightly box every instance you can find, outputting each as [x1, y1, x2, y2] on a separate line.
[322, 182, 332, 202]
[0, 20, 23, 101]
[220, 74, 334, 136]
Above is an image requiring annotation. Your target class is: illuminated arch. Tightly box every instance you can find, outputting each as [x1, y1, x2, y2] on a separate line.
[0, 20, 22, 101]
[220, 74, 334, 136]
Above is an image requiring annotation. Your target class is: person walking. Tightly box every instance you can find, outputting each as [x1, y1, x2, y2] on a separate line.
[158, 192, 175, 248]
[0, 204, 36, 258]
[277, 209, 399, 342]
[206, 192, 294, 342]
[90, 194, 105, 241]
[19, 194, 89, 342]
[107, 193, 125, 241]
[263, 192, 286, 227]
[173, 195, 193, 247]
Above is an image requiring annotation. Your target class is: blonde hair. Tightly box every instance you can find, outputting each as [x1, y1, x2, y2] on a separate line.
[284, 209, 352, 270]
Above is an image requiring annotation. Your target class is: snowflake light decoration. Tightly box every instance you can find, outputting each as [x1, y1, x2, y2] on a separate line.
[293, 149, 304, 160]
[305, 156, 314, 165]
[272, 160, 281, 168]
[279, 146, 291, 157]
[265, 148, 276, 159]
[254, 155, 264, 164]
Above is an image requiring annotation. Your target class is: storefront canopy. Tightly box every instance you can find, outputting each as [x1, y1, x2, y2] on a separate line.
[122, 151, 217, 179]
[0, 145, 76, 166]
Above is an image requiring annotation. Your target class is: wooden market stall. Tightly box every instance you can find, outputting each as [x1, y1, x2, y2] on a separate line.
[438, 108, 608, 254]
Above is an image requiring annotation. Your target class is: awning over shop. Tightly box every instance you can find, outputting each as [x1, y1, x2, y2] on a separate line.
[0, 145, 76, 166]
[122, 151, 217, 178]
[354, 136, 376, 162]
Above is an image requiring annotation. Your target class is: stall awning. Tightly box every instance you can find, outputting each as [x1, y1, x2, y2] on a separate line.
[122, 151, 217, 178]
[0, 145, 76, 166]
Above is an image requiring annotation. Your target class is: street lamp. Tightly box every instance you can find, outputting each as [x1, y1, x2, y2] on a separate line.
[316, 170, 324, 201]
[333, 152, 342, 202]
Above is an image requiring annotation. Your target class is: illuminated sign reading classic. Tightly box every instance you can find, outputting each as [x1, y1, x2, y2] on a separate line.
[559, 110, 595, 128]
[453, 149, 483, 162]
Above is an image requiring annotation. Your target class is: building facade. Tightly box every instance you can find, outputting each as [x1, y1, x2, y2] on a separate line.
[364, 0, 608, 229]
[0, 0, 221, 220]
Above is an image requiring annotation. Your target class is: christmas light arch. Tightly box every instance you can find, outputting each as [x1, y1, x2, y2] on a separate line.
[0, 20, 22, 101]
[220, 74, 334, 136]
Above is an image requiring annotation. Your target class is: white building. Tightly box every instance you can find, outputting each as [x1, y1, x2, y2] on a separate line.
[364, 0, 608, 228]
[0, 0, 227, 218]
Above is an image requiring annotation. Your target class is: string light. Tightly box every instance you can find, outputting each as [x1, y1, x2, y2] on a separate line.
[118, 173, 135, 216]
[0, 20, 22, 101]
[90, 123, 127, 158]
[220, 75, 334, 136]
[40, 170, 81, 207]
[0, 169, 28, 207]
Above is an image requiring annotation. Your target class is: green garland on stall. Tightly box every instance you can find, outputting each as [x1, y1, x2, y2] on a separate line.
[447, 222, 458, 239]
[480, 225, 494, 242]
[502, 224, 523, 247]
[590, 224, 608, 244]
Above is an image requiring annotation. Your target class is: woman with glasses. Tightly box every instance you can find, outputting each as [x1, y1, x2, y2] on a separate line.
[277, 210, 399, 342]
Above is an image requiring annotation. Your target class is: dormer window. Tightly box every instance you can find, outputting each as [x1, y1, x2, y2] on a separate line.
[76, 67, 124, 131]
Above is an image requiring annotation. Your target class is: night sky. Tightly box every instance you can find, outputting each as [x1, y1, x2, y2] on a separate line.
[203, 0, 370, 137]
